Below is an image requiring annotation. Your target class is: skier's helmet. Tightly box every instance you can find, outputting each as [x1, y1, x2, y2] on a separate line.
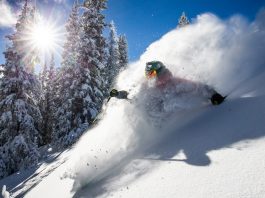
[145, 61, 165, 79]
[110, 89, 118, 97]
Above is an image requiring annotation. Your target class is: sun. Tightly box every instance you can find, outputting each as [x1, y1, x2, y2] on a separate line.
[31, 24, 56, 52]
[29, 21, 61, 54]
[26, 16, 64, 57]
[20, 14, 64, 70]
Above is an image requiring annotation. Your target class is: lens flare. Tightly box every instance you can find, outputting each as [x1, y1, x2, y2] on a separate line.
[30, 24, 56, 51]
[28, 19, 63, 54]
[23, 14, 64, 64]
[20, 14, 65, 70]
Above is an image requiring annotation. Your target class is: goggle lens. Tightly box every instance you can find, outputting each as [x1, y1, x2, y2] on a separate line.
[146, 70, 157, 79]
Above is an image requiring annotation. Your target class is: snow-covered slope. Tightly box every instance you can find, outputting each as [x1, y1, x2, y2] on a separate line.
[72, 95, 265, 198]
[2, 10, 265, 198]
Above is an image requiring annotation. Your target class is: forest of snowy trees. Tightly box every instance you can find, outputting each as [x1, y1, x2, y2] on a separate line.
[0, 0, 128, 178]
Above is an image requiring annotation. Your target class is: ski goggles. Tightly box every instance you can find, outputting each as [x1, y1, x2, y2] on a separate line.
[145, 70, 157, 79]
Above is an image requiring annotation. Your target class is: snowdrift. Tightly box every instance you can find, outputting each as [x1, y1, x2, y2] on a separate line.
[22, 9, 265, 198]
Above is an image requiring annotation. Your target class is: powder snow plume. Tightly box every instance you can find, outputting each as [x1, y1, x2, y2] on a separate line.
[60, 9, 265, 194]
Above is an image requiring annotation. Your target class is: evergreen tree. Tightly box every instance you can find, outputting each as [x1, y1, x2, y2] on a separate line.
[118, 34, 128, 70]
[65, 0, 107, 139]
[54, 0, 108, 147]
[106, 20, 120, 90]
[178, 12, 190, 28]
[39, 60, 47, 145]
[39, 60, 48, 89]
[81, 0, 108, 96]
[53, 1, 81, 147]
[53, 0, 108, 147]
[83, 0, 107, 65]
[39, 54, 56, 145]
[0, 0, 41, 178]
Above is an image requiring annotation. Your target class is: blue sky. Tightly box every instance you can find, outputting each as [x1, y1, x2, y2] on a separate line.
[0, 0, 264, 65]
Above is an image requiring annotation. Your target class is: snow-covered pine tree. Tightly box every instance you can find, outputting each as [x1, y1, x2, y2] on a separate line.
[53, 1, 80, 147]
[106, 20, 120, 90]
[84, 0, 108, 66]
[83, 0, 108, 97]
[0, 0, 41, 178]
[118, 34, 128, 71]
[39, 54, 56, 145]
[65, 0, 107, 139]
[54, 0, 108, 148]
[178, 12, 190, 28]
[39, 60, 48, 89]
[26, 5, 40, 73]
[39, 60, 47, 145]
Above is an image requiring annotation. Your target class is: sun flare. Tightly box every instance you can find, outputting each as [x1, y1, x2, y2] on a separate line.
[31, 24, 56, 51]
[26, 16, 63, 57]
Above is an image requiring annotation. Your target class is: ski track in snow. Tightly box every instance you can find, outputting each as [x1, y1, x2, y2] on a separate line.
[0, 149, 70, 198]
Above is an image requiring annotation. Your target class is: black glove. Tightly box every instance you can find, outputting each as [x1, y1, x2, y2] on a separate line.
[211, 93, 226, 105]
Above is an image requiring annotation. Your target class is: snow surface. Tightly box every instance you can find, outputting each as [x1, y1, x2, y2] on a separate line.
[1, 10, 265, 198]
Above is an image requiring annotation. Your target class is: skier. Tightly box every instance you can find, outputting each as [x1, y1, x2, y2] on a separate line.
[144, 61, 225, 105]
[108, 61, 225, 105]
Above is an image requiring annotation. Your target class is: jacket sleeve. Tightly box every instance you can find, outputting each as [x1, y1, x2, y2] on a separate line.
[196, 83, 216, 98]
[117, 91, 129, 99]
[172, 77, 216, 98]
